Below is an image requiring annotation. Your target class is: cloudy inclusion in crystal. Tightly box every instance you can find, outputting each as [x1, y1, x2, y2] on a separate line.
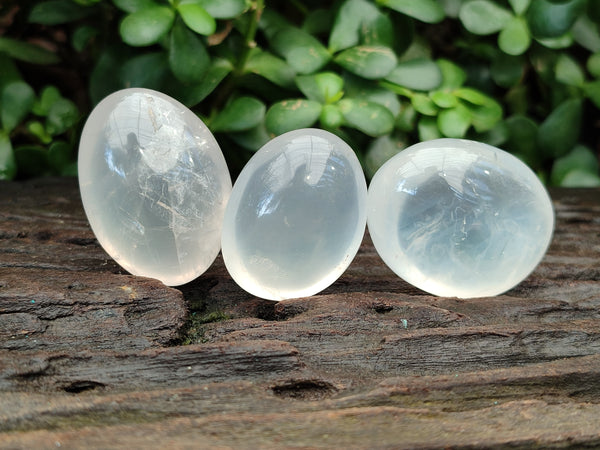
[367, 138, 554, 298]
[222, 129, 367, 301]
[78, 88, 231, 286]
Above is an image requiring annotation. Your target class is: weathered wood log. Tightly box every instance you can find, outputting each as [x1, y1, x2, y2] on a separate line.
[1, 178, 600, 448]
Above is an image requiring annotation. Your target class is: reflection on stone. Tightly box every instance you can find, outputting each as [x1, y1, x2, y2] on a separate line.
[78, 88, 231, 286]
[367, 138, 554, 298]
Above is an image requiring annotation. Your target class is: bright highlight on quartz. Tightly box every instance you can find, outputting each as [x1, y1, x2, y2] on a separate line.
[78, 88, 231, 286]
[367, 138, 554, 298]
[222, 129, 368, 301]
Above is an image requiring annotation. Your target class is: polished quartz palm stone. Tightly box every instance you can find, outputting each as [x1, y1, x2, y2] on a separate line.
[222, 129, 367, 301]
[78, 88, 231, 286]
[367, 138, 554, 298]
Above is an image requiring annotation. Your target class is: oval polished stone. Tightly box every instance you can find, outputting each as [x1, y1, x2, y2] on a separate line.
[222, 129, 367, 301]
[367, 138, 554, 298]
[78, 88, 231, 286]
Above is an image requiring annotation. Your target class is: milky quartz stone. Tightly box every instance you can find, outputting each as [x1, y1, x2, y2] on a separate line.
[221, 129, 367, 300]
[78, 88, 231, 286]
[367, 138, 554, 298]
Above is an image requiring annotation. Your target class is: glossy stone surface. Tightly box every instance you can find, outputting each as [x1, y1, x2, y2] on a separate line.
[78, 88, 231, 286]
[222, 129, 367, 301]
[367, 138, 554, 298]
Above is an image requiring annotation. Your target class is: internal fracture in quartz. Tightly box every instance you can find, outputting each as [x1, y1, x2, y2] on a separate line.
[367, 138, 555, 298]
[222, 129, 368, 301]
[78, 88, 231, 286]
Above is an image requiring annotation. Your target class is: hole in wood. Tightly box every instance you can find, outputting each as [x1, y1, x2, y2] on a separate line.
[62, 380, 106, 394]
[271, 379, 336, 400]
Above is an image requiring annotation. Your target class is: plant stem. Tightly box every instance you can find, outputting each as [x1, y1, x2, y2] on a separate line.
[235, 0, 264, 76]
[211, 0, 264, 112]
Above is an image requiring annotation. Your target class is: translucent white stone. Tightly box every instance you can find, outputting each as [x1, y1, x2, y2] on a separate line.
[367, 138, 554, 298]
[222, 129, 367, 301]
[78, 88, 231, 286]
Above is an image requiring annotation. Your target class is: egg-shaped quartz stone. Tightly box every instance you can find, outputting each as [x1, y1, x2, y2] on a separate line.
[367, 138, 554, 298]
[221, 129, 367, 301]
[78, 88, 232, 286]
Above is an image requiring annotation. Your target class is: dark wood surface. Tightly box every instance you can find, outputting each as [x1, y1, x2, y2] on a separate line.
[1, 178, 600, 449]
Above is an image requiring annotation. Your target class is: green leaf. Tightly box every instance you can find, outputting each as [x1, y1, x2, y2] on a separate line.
[72, 25, 98, 52]
[271, 28, 330, 74]
[365, 134, 406, 179]
[1, 81, 35, 132]
[343, 74, 401, 116]
[89, 48, 129, 105]
[478, 121, 509, 147]
[491, 54, 524, 87]
[437, 104, 471, 138]
[466, 99, 503, 132]
[555, 53, 585, 86]
[177, 1, 216, 35]
[396, 101, 417, 132]
[385, 58, 442, 91]
[453, 87, 490, 105]
[329, 0, 397, 50]
[0, 132, 16, 180]
[561, 170, 600, 187]
[505, 114, 539, 161]
[245, 49, 295, 88]
[0, 54, 20, 88]
[537, 98, 582, 158]
[168, 58, 232, 107]
[211, 97, 266, 132]
[437, 59, 467, 89]
[361, 8, 395, 48]
[378, 0, 445, 23]
[498, 15, 531, 55]
[47, 141, 74, 174]
[573, 14, 600, 52]
[418, 116, 443, 141]
[198, 0, 245, 19]
[46, 98, 79, 135]
[526, 0, 585, 39]
[583, 80, 600, 108]
[27, 121, 52, 144]
[120, 6, 175, 46]
[296, 72, 344, 104]
[303, 9, 334, 36]
[338, 98, 394, 136]
[587, 53, 600, 78]
[330, 0, 363, 50]
[456, 88, 503, 132]
[113, 0, 155, 13]
[169, 19, 210, 83]
[28, 0, 94, 25]
[508, 0, 531, 15]
[459, 0, 513, 35]
[258, 9, 290, 40]
[120, 52, 170, 90]
[335, 46, 397, 79]
[430, 90, 458, 108]
[229, 122, 270, 151]
[0, 37, 59, 65]
[319, 104, 344, 129]
[536, 32, 574, 49]
[32, 86, 61, 117]
[550, 145, 599, 185]
[411, 93, 438, 116]
[265, 99, 322, 135]
[441, 0, 462, 18]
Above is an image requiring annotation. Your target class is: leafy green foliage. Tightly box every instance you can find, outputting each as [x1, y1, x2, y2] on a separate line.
[0, 0, 598, 185]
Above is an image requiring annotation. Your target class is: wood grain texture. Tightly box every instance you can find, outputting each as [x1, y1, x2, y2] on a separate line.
[1, 178, 599, 449]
